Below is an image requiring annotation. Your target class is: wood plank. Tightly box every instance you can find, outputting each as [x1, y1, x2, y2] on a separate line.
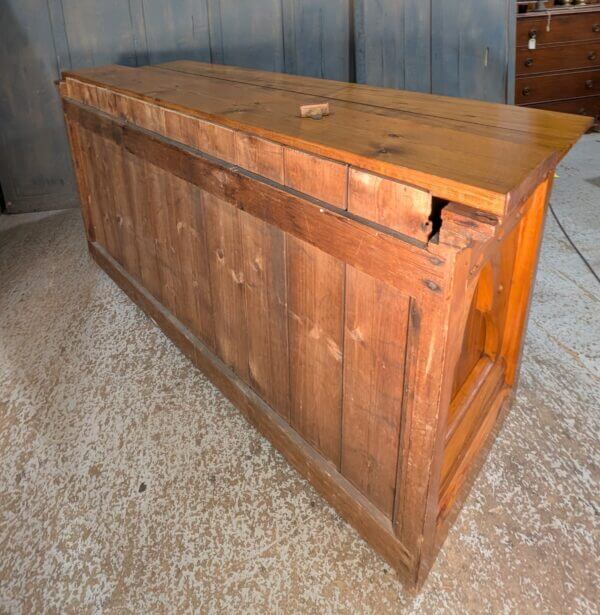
[235, 132, 284, 183]
[284, 148, 348, 209]
[163, 175, 216, 350]
[240, 211, 290, 419]
[287, 236, 344, 466]
[348, 168, 433, 242]
[216, 0, 285, 72]
[103, 132, 141, 281]
[140, 0, 211, 65]
[123, 154, 164, 303]
[281, 0, 351, 81]
[341, 266, 410, 518]
[156, 60, 591, 145]
[204, 193, 250, 382]
[62, 64, 591, 213]
[355, 0, 431, 93]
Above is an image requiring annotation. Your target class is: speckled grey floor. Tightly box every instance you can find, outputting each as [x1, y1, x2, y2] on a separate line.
[1, 135, 599, 614]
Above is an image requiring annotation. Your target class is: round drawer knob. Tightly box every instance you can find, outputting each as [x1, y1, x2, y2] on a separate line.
[588, 51, 598, 61]
[593, 24, 600, 33]
[522, 86, 531, 96]
[529, 28, 538, 38]
[525, 58, 534, 67]
[585, 79, 594, 90]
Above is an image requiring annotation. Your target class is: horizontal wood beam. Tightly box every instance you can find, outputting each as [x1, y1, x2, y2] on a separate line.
[64, 99, 450, 299]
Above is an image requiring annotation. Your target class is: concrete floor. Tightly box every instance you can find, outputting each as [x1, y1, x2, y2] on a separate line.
[0, 135, 598, 614]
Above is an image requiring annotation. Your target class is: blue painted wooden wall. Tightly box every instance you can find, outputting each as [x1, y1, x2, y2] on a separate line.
[0, 0, 513, 213]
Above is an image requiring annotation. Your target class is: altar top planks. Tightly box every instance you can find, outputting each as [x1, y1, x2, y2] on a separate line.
[62, 60, 591, 216]
[59, 61, 589, 591]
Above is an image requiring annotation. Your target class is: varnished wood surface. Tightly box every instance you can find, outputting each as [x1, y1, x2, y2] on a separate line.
[62, 61, 591, 215]
[61, 78, 578, 592]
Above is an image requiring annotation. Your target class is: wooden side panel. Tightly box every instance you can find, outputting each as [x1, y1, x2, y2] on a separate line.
[341, 266, 410, 518]
[287, 236, 345, 465]
[240, 211, 290, 419]
[204, 194, 250, 382]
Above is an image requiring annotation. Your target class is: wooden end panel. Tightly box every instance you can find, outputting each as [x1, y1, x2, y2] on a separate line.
[442, 358, 506, 491]
[283, 148, 348, 209]
[348, 169, 433, 242]
[287, 236, 345, 466]
[341, 267, 410, 518]
[235, 133, 284, 184]
[240, 211, 290, 420]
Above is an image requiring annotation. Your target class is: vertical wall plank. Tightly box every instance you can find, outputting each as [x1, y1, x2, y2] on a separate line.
[282, 0, 351, 81]
[287, 236, 344, 466]
[204, 194, 250, 381]
[0, 0, 77, 212]
[341, 266, 410, 518]
[431, 0, 510, 103]
[354, 0, 431, 92]
[61, 0, 138, 68]
[240, 211, 290, 419]
[216, 0, 285, 72]
[141, 0, 211, 65]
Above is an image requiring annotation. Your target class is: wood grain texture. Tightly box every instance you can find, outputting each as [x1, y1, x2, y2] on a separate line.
[287, 236, 344, 466]
[235, 132, 284, 184]
[61, 71, 580, 593]
[88, 239, 414, 584]
[62, 63, 591, 214]
[240, 211, 290, 419]
[204, 193, 249, 382]
[342, 267, 410, 518]
[283, 148, 348, 209]
[354, 0, 431, 92]
[348, 169, 432, 242]
[63, 100, 447, 300]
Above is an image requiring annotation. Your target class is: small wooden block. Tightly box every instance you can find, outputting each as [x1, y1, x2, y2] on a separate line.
[299, 102, 330, 119]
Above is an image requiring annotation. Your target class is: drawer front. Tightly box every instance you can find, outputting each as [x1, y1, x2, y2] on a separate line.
[517, 42, 600, 75]
[517, 13, 600, 47]
[522, 95, 600, 121]
[516, 69, 600, 103]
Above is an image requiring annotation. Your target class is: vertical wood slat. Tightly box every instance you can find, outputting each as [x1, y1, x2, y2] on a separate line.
[204, 194, 250, 382]
[241, 211, 290, 419]
[287, 236, 345, 466]
[164, 178, 216, 349]
[341, 266, 410, 518]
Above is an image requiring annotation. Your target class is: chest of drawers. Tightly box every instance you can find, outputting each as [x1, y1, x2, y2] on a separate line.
[516, 6, 600, 123]
[59, 61, 589, 591]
